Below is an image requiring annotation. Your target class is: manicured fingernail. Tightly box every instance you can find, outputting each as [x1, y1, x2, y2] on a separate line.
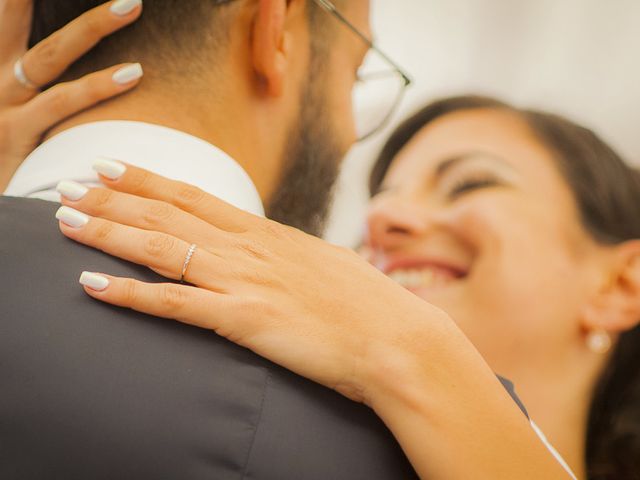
[93, 157, 127, 180]
[79, 272, 110, 292]
[56, 180, 88, 201]
[56, 206, 89, 228]
[110, 0, 142, 16]
[112, 63, 143, 84]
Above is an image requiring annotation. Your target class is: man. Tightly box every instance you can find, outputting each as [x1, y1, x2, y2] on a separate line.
[1, 1, 422, 478]
[0, 1, 524, 478]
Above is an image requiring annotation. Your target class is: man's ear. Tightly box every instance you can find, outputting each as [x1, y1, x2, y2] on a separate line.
[251, 0, 296, 97]
[582, 240, 640, 334]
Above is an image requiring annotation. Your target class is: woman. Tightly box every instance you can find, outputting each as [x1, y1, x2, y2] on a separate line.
[3, 2, 638, 479]
[54, 97, 640, 480]
[366, 97, 640, 479]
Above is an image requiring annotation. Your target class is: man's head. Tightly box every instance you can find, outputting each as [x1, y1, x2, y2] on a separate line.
[30, 0, 371, 235]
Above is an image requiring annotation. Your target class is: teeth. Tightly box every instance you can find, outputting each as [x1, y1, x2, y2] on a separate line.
[388, 268, 440, 288]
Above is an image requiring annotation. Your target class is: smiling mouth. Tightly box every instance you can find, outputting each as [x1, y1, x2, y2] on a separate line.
[385, 260, 469, 291]
[387, 268, 453, 290]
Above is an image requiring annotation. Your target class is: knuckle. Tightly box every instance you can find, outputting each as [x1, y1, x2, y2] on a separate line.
[47, 87, 70, 116]
[92, 221, 114, 242]
[31, 34, 62, 71]
[81, 13, 101, 34]
[121, 278, 138, 305]
[235, 239, 271, 262]
[241, 296, 279, 323]
[83, 74, 107, 103]
[261, 219, 298, 243]
[215, 297, 277, 343]
[89, 188, 115, 210]
[159, 284, 187, 313]
[261, 220, 287, 239]
[245, 270, 275, 288]
[230, 263, 275, 289]
[173, 184, 206, 211]
[141, 202, 175, 228]
[143, 233, 176, 259]
[126, 168, 152, 194]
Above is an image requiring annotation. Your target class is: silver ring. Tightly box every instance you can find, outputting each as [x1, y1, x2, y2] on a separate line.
[13, 57, 38, 90]
[180, 244, 197, 283]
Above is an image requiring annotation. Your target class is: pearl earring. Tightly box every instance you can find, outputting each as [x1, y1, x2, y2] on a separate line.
[586, 329, 612, 354]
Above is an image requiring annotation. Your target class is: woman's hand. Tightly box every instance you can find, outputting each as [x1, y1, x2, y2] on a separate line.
[55, 162, 572, 479]
[56, 161, 448, 405]
[0, 0, 143, 191]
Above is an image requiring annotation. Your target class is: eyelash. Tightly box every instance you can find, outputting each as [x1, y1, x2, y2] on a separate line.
[448, 176, 500, 199]
[374, 176, 502, 200]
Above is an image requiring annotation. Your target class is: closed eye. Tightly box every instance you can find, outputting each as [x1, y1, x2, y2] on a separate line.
[448, 176, 501, 200]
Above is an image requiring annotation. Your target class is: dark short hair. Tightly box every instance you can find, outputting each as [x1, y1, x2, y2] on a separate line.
[29, 0, 341, 85]
[29, 0, 239, 83]
[370, 95, 640, 478]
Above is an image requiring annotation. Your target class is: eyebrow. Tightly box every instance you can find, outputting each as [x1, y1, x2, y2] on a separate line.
[434, 151, 513, 179]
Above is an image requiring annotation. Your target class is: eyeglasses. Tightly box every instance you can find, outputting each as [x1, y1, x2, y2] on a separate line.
[312, 0, 412, 141]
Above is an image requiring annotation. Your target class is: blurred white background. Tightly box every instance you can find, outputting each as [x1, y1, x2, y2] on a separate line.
[325, 0, 640, 246]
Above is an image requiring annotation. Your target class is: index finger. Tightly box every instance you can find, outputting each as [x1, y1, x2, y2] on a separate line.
[93, 159, 260, 234]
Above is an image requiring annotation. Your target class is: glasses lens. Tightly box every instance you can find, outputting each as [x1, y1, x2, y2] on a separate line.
[352, 50, 407, 141]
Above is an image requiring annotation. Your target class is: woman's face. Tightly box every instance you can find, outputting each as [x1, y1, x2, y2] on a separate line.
[365, 109, 603, 380]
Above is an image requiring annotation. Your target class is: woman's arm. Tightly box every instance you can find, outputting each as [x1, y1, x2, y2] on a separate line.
[0, 0, 143, 191]
[56, 163, 571, 479]
[368, 325, 571, 479]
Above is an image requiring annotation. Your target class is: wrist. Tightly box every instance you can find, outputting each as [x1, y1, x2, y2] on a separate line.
[359, 306, 460, 414]
[354, 307, 572, 480]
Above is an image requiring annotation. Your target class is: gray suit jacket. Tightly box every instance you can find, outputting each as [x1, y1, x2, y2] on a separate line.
[0, 196, 524, 479]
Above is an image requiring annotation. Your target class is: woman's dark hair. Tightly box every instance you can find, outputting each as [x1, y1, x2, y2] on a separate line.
[370, 95, 640, 479]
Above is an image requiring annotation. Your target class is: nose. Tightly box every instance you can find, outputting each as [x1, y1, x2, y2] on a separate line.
[365, 195, 429, 250]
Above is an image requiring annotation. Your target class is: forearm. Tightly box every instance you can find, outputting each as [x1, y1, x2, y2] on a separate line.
[365, 316, 571, 479]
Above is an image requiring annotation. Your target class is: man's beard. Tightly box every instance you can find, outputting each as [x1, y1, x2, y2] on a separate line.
[265, 76, 344, 237]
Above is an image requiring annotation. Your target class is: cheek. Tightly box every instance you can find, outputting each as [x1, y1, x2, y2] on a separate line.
[456, 197, 578, 287]
[445, 200, 587, 366]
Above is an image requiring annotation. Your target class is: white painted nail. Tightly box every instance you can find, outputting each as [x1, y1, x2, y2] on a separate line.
[56, 206, 90, 228]
[79, 272, 110, 292]
[112, 63, 143, 85]
[56, 180, 89, 201]
[93, 157, 127, 180]
[110, 0, 142, 16]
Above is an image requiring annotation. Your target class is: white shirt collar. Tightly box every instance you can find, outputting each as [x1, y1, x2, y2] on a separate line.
[4, 120, 265, 217]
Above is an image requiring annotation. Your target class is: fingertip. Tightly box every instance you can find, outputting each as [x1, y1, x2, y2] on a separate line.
[108, 63, 143, 92]
[82, 285, 103, 298]
[119, 75, 143, 89]
[124, 3, 144, 21]
[58, 221, 82, 242]
[56, 205, 90, 229]
[57, 180, 89, 202]
[93, 157, 127, 181]
[109, 0, 143, 19]
[79, 271, 111, 292]
[81, 284, 114, 304]
[112, 63, 143, 85]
